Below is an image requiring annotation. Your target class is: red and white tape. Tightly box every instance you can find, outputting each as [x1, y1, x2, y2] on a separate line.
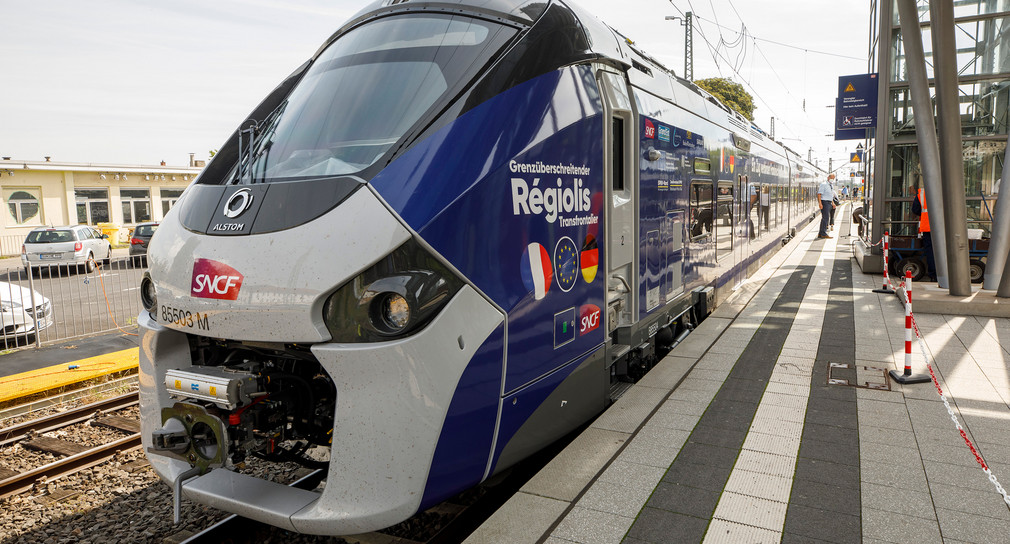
[890, 276, 1010, 506]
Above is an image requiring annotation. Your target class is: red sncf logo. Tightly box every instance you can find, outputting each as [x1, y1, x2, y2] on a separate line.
[191, 259, 243, 300]
[644, 119, 656, 139]
[579, 304, 601, 336]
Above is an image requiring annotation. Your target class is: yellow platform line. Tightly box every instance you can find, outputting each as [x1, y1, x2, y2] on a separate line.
[0, 348, 139, 403]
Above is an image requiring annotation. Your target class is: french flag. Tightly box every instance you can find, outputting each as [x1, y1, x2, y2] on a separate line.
[521, 242, 552, 300]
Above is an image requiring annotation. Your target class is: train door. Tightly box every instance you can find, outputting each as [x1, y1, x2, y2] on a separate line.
[597, 70, 637, 334]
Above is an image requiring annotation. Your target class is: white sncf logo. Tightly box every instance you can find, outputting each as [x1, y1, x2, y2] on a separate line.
[192, 274, 241, 295]
[191, 259, 244, 301]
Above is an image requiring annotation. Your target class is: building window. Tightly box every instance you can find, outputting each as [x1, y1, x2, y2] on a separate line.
[4, 188, 42, 225]
[121, 188, 152, 224]
[76, 188, 110, 225]
[161, 188, 184, 216]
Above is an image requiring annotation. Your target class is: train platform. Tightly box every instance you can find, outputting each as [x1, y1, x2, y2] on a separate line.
[468, 207, 1010, 543]
[0, 332, 138, 405]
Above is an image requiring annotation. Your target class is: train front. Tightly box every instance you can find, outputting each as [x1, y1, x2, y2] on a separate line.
[137, 2, 535, 535]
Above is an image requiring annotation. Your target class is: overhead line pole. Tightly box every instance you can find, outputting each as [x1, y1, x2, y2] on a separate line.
[684, 12, 693, 81]
[665, 12, 693, 80]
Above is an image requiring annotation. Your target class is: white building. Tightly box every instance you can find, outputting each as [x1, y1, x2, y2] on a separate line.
[0, 156, 203, 256]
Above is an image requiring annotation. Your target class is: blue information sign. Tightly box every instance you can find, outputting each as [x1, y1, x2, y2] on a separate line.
[834, 73, 878, 141]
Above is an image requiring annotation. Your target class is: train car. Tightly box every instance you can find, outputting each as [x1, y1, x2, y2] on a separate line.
[138, 0, 821, 535]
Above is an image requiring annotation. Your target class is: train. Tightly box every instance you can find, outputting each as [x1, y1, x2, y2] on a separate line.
[138, 0, 823, 535]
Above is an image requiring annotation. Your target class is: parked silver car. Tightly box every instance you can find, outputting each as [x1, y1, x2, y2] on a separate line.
[0, 281, 53, 339]
[22, 225, 112, 274]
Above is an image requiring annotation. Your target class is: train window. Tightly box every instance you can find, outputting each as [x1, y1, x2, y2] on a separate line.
[225, 15, 514, 183]
[716, 181, 733, 257]
[689, 181, 713, 239]
[694, 158, 711, 175]
[612, 118, 625, 191]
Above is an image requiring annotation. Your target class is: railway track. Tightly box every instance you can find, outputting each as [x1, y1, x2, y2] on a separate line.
[0, 391, 142, 500]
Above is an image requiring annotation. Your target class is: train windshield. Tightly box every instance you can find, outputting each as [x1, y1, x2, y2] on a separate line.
[232, 15, 514, 183]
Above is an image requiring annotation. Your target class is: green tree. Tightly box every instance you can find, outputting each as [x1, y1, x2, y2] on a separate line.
[694, 77, 755, 121]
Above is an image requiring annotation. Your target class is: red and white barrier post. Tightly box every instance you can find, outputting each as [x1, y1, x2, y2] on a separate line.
[873, 231, 895, 294]
[889, 270, 931, 384]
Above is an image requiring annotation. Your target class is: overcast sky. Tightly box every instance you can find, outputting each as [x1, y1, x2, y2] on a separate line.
[1, 0, 869, 171]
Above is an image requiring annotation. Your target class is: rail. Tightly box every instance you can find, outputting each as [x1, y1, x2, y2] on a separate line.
[0, 391, 142, 500]
[0, 391, 138, 447]
[0, 433, 142, 500]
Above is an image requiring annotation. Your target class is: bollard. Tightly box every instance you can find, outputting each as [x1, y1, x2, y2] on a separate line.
[889, 270, 931, 384]
[873, 231, 895, 294]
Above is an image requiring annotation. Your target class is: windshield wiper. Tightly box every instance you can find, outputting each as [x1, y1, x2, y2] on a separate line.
[232, 101, 288, 184]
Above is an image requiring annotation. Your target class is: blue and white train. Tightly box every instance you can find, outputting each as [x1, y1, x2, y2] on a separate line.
[138, 0, 821, 535]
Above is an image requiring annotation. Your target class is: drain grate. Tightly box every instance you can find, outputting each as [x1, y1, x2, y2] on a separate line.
[827, 362, 891, 390]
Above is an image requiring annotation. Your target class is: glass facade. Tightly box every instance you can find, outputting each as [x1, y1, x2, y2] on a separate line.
[892, 0, 1010, 26]
[876, 1, 1010, 243]
[881, 141, 1004, 237]
[889, 78, 1010, 137]
[891, 15, 1010, 82]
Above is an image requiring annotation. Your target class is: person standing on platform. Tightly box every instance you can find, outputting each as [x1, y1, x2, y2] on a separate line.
[852, 205, 865, 238]
[817, 175, 836, 239]
[830, 193, 839, 232]
[746, 175, 757, 239]
[912, 184, 935, 281]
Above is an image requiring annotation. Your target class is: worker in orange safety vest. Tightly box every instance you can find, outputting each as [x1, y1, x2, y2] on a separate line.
[911, 186, 935, 281]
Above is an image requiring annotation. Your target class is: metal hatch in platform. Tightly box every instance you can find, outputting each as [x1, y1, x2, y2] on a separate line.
[827, 362, 891, 391]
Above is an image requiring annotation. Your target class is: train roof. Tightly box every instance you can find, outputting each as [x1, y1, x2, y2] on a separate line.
[323, 0, 826, 177]
[343, 0, 550, 30]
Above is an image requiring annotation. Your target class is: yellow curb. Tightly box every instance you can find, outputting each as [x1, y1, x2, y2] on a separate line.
[0, 347, 139, 403]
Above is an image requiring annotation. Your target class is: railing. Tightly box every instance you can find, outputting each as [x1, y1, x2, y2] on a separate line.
[0, 256, 144, 350]
[0, 235, 24, 258]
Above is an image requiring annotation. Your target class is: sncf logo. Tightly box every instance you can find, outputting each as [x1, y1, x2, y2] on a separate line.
[579, 304, 601, 336]
[191, 259, 243, 300]
[644, 119, 656, 139]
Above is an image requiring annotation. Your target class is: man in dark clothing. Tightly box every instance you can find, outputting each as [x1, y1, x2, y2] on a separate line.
[852, 206, 865, 238]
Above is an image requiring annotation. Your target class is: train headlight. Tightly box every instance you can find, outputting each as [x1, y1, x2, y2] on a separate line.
[378, 293, 410, 331]
[322, 239, 464, 342]
[141, 272, 157, 313]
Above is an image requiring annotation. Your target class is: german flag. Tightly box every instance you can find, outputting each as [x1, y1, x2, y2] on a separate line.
[581, 234, 598, 284]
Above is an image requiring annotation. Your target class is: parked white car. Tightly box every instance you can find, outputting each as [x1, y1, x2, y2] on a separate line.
[22, 225, 112, 273]
[0, 281, 53, 339]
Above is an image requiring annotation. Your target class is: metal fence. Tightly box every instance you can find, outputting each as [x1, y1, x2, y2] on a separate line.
[0, 256, 144, 350]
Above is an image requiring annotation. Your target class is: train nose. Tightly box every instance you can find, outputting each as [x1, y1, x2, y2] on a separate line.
[146, 187, 415, 343]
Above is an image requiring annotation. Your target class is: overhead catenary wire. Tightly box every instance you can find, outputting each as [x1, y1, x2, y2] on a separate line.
[693, 10, 865, 61]
[666, 0, 865, 150]
[671, 1, 794, 137]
